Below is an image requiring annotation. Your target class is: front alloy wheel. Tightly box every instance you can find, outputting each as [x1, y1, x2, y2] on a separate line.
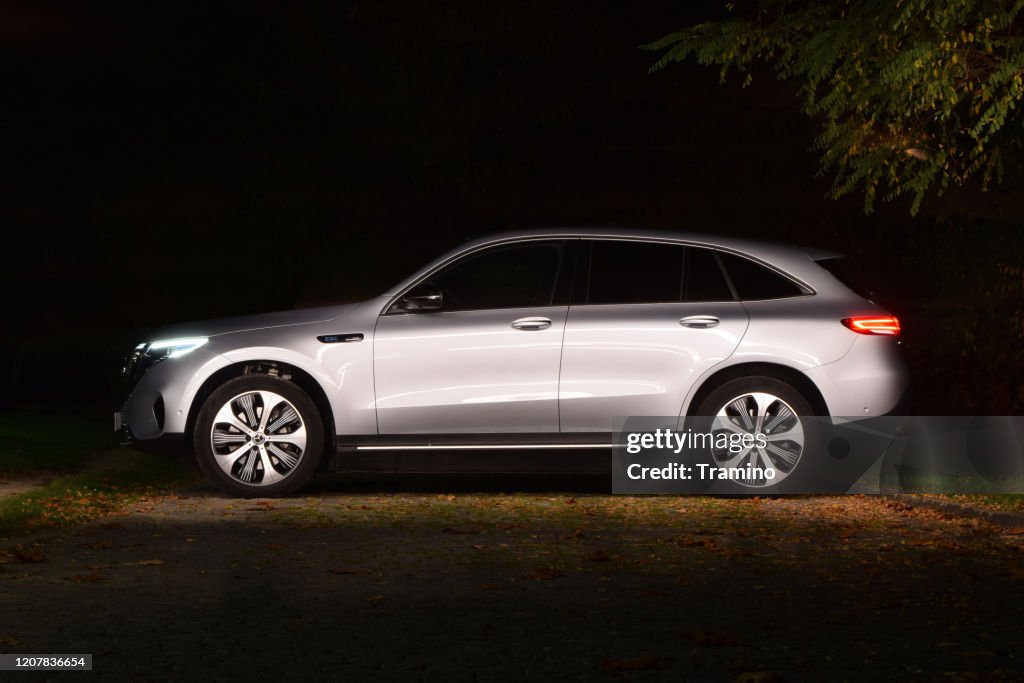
[211, 390, 307, 487]
[195, 376, 324, 496]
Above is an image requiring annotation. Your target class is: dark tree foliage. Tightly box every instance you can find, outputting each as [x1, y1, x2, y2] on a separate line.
[646, 0, 1024, 213]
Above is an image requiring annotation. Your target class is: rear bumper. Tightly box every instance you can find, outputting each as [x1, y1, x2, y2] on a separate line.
[803, 335, 909, 418]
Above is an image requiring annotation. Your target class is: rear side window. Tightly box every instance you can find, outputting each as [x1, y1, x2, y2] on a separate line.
[684, 247, 733, 302]
[718, 252, 805, 300]
[587, 240, 684, 304]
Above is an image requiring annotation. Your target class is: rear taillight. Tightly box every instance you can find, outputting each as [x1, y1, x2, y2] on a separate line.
[842, 316, 901, 336]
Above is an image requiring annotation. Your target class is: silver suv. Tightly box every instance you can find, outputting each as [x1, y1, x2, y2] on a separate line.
[116, 229, 907, 495]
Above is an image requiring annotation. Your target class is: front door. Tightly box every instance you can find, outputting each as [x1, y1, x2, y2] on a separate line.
[373, 239, 572, 434]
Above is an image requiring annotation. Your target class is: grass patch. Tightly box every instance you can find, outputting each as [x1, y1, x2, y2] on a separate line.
[0, 411, 194, 537]
[0, 411, 111, 472]
[0, 447, 193, 537]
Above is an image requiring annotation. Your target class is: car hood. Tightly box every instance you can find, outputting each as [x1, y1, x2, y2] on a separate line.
[148, 304, 358, 340]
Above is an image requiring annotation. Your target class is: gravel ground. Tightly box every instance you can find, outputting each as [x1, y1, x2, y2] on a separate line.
[0, 474, 53, 500]
[1, 474, 1023, 682]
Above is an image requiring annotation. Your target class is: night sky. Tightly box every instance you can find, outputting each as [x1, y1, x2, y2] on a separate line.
[3, 1, 1022, 412]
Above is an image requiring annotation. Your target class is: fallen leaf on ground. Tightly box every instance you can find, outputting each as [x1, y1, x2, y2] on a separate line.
[530, 565, 563, 581]
[601, 656, 661, 672]
[735, 672, 785, 683]
[13, 545, 46, 563]
[85, 540, 115, 549]
[71, 573, 106, 583]
[683, 629, 746, 647]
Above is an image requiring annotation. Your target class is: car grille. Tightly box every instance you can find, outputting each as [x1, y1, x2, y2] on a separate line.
[119, 346, 151, 404]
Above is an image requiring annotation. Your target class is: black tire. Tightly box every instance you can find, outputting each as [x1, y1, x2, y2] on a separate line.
[193, 375, 324, 497]
[692, 376, 819, 492]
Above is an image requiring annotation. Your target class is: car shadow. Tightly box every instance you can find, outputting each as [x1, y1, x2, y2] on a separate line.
[307, 471, 613, 494]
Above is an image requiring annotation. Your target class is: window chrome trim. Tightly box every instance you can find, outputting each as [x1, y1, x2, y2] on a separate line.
[380, 234, 816, 316]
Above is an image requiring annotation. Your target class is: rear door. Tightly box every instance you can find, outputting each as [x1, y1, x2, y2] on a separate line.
[558, 240, 749, 432]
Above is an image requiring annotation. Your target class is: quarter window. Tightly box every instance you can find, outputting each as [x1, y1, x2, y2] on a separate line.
[717, 252, 805, 300]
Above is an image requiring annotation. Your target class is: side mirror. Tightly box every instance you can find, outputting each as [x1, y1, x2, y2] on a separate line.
[396, 288, 443, 312]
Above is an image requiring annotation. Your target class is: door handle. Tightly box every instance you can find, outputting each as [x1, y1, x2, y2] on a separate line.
[679, 315, 720, 329]
[511, 317, 552, 331]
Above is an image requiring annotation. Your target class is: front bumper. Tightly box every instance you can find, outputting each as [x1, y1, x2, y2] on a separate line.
[116, 347, 230, 442]
[114, 412, 132, 445]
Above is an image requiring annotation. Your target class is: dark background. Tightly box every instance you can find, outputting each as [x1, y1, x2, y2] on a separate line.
[3, 0, 1022, 414]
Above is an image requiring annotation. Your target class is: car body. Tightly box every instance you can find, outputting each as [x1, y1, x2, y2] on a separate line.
[116, 228, 907, 495]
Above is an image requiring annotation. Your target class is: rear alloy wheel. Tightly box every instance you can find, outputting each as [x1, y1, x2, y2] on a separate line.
[194, 376, 324, 496]
[696, 377, 816, 489]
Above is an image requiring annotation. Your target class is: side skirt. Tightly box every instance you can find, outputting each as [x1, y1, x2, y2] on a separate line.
[331, 433, 613, 473]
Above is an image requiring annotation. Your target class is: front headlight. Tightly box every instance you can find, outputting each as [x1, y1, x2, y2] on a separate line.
[145, 337, 209, 359]
[123, 336, 209, 386]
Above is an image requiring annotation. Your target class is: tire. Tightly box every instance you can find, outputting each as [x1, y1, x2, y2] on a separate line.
[692, 376, 818, 491]
[193, 375, 324, 497]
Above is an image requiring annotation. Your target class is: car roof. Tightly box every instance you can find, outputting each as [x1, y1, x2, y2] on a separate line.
[459, 227, 840, 256]
[383, 228, 846, 297]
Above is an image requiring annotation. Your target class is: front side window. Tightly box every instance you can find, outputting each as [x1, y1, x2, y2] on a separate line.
[423, 241, 564, 311]
[586, 240, 684, 304]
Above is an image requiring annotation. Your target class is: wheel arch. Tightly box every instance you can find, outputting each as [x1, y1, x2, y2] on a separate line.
[185, 360, 337, 467]
[684, 362, 830, 417]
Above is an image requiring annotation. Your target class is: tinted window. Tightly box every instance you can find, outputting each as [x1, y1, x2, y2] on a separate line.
[428, 241, 563, 311]
[718, 252, 805, 300]
[587, 240, 684, 304]
[818, 257, 872, 299]
[684, 247, 733, 302]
